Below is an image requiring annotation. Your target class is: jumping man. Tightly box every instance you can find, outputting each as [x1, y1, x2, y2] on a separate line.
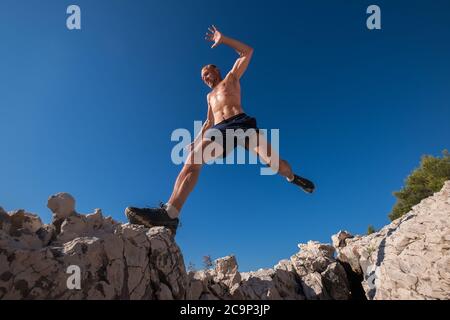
[125, 26, 315, 233]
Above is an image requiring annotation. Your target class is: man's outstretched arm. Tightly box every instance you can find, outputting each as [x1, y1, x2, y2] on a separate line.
[205, 25, 254, 79]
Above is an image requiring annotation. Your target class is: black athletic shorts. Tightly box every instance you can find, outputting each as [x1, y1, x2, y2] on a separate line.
[204, 113, 259, 156]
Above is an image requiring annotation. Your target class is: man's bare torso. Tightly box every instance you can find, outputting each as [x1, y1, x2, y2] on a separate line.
[208, 73, 244, 124]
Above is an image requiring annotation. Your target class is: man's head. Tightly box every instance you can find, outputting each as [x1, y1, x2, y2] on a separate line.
[201, 64, 222, 88]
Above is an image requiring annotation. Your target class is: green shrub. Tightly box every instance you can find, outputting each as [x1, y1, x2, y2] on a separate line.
[389, 150, 450, 221]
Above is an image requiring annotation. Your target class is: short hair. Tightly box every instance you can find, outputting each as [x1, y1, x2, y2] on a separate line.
[202, 64, 218, 70]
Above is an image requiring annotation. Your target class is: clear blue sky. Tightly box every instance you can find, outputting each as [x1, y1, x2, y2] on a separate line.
[1, 0, 449, 272]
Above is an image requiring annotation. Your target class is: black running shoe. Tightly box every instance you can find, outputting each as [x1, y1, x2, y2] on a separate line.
[291, 174, 315, 193]
[125, 204, 179, 232]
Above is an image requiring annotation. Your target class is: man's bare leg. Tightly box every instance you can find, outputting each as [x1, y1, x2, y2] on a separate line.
[125, 139, 225, 230]
[167, 139, 225, 214]
[247, 132, 294, 179]
[246, 132, 315, 193]
[167, 161, 202, 213]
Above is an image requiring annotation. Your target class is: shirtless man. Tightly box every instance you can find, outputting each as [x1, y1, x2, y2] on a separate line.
[125, 26, 315, 233]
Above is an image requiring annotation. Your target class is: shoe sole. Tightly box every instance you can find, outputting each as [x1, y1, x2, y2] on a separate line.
[302, 187, 314, 194]
[125, 208, 153, 228]
[125, 207, 179, 230]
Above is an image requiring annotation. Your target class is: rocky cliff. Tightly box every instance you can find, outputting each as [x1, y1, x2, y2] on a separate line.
[1, 182, 449, 300]
[0, 193, 187, 299]
[333, 181, 450, 299]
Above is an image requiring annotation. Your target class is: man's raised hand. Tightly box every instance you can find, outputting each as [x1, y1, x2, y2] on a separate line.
[205, 25, 223, 48]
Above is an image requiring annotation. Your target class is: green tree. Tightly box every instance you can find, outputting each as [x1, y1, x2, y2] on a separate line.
[367, 225, 376, 235]
[389, 150, 450, 221]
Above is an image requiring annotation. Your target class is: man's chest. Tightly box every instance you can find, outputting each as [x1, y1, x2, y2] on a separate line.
[210, 80, 240, 101]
